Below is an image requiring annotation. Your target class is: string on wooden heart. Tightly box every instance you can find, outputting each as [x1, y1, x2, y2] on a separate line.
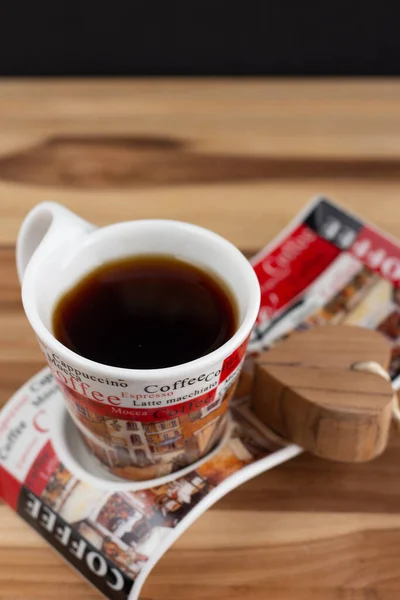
[351, 361, 400, 429]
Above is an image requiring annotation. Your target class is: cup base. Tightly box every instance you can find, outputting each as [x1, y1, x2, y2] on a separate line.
[52, 401, 234, 492]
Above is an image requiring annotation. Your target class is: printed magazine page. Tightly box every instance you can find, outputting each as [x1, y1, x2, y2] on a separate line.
[251, 197, 400, 388]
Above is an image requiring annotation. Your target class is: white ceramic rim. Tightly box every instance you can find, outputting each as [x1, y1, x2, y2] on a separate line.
[22, 219, 261, 381]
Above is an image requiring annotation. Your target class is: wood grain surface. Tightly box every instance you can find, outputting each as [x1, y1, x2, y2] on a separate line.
[2, 79, 400, 599]
[253, 326, 394, 463]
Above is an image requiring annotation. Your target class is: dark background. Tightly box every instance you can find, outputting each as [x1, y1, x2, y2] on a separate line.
[0, 1, 396, 76]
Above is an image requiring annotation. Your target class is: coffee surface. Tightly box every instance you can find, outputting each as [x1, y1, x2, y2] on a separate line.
[52, 255, 237, 369]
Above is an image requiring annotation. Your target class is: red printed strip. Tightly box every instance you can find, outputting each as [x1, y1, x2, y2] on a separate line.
[350, 225, 400, 287]
[0, 465, 21, 510]
[24, 440, 60, 498]
[252, 224, 341, 321]
[219, 335, 250, 383]
[67, 388, 218, 422]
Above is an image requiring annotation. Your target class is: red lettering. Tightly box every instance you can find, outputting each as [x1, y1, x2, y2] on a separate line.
[262, 259, 280, 275]
[351, 226, 400, 285]
[107, 395, 121, 406]
[153, 409, 171, 419]
[78, 382, 90, 397]
[68, 377, 78, 391]
[55, 371, 68, 385]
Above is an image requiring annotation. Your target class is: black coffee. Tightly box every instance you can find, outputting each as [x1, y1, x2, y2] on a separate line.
[53, 255, 237, 369]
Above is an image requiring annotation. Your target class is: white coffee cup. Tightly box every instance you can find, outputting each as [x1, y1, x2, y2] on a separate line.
[17, 202, 260, 481]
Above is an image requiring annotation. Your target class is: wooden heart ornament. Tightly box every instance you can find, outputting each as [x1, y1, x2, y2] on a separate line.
[251, 325, 394, 462]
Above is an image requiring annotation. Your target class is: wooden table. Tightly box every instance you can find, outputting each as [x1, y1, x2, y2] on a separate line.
[1, 79, 400, 600]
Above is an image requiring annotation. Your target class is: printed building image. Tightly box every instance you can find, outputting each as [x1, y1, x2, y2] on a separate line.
[150, 472, 209, 518]
[41, 463, 78, 510]
[58, 375, 240, 476]
[143, 419, 184, 457]
[60, 383, 156, 469]
[67, 401, 134, 469]
[177, 380, 237, 466]
[74, 403, 109, 438]
[123, 421, 153, 465]
[105, 419, 155, 467]
[303, 267, 380, 327]
[61, 489, 152, 578]
[93, 493, 152, 545]
[343, 278, 394, 330]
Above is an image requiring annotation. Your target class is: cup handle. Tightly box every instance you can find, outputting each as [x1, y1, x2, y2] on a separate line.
[16, 202, 95, 284]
